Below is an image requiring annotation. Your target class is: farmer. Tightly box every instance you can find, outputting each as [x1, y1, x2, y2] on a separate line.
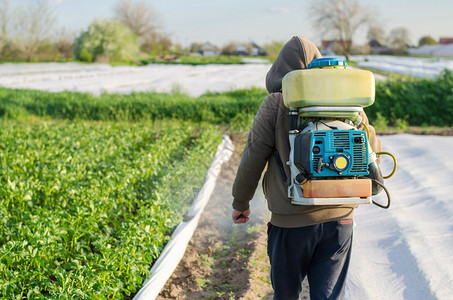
[231, 36, 381, 299]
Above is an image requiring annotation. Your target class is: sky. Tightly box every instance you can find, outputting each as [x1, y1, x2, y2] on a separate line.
[10, 0, 453, 48]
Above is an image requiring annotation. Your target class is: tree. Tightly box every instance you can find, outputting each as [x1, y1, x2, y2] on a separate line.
[53, 28, 76, 60]
[14, 0, 57, 61]
[113, 0, 172, 55]
[367, 26, 386, 45]
[221, 41, 239, 55]
[263, 40, 285, 62]
[189, 42, 203, 54]
[0, 0, 11, 36]
[418, 35, 437, 47]
[114, 0, 160, 42]
[0, 0, 17, 57]
[388, 27, 411, 50]
[310, 0, 372, 60]
[73, 19, 139, 63]
[140, 32, 172, 55]
[0, 0, 9, 56]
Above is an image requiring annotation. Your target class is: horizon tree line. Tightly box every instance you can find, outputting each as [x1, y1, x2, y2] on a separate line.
[0, 0, 438, 63]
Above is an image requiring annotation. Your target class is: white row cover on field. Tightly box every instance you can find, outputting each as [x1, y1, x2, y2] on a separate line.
[346, 134, 453, 300]
[408, 44, 453, 58]
[352, 55, 453, 79]
[133, 135, 234, 300]
[0, 62, 271, 97]
[1, 56, 452, 97]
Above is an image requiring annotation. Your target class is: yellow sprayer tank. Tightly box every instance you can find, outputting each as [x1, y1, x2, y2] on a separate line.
[282, 58, 375, 109]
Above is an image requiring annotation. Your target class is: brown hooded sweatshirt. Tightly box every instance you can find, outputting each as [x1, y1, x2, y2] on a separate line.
[232, 36, 382, 228]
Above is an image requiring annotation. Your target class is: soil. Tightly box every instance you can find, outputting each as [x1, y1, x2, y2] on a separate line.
[156, 134, 311, 299]
[156, 134, 271, 299]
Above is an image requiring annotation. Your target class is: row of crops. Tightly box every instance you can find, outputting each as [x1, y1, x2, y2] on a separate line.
[368, 69, 453, 127]
[0, 87, 266, 125]
[1, 121, 223, 298]
[0, 87, 244, 298]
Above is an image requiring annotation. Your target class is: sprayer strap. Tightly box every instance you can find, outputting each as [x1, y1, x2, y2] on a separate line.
[273, 151, 290, 186]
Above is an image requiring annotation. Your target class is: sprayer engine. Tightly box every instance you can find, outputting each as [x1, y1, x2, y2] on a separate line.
[287, 119, 375, 205]
[294, 129, 369, 179]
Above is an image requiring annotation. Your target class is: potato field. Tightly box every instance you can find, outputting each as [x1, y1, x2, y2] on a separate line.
[0, 88, 249, 298]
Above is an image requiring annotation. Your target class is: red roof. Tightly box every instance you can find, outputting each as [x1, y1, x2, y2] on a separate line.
[321, 40, 352, 48]
[439, 38, 453, 45]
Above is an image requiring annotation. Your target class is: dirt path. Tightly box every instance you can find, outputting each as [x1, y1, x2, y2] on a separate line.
[156, 135, 274, 299]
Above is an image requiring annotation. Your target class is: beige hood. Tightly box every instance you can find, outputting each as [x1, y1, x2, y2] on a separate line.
[265, 36, 322, 93]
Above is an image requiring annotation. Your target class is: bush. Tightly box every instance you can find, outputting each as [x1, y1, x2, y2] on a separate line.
[73, 19, 139, 63]
[0, 87, 266, 129]
[366, 69, 453, 127]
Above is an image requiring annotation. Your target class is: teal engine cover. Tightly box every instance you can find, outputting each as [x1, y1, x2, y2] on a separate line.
[294, 130, 369, 178]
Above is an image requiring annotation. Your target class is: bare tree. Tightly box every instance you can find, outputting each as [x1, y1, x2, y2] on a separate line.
[388, 27, 411, 50]
[367, 26, 386, 45]
[310, 0, 372, 60]
[141, 32, 171, 55]
[53, 28, 76, 60]
[114, 0, 160, 41]
[0, 0, 11, 36]
[15, 0, 57, 61]
[221, 41, 240, 55]
[0, 0, 14, 56]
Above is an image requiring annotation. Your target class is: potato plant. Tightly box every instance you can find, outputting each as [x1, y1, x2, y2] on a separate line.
[0, 120, 221, 298]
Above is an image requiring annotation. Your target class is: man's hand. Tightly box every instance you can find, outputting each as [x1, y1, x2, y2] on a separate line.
[232, 208, 251, 224]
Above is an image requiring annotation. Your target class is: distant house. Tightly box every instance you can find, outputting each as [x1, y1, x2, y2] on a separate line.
[234, 46, 248, 56]
[439, 37, 453, 45]
[233, 42, 266, 56]
[368, 39, 392, 55]
[320, 40, 336, 56]
[199, 42, 219, 56]
[321, 40, 352, 56]
[249, 42, 266, 56]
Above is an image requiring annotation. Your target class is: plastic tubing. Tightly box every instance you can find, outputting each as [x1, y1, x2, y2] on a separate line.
[361, 122, 371, 139]
[371, 178, 391, 209]
[376, 151, 398, 179]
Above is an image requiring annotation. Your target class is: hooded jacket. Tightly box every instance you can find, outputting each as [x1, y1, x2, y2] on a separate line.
[232, 36, 382, 228]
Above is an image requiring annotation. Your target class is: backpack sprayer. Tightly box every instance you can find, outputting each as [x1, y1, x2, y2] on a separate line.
[283, 58, 397, 208]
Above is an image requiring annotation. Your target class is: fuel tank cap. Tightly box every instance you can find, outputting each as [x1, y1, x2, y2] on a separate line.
[308, 57, 347, 68]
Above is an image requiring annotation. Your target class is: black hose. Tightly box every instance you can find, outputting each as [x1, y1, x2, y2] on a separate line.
[371, 179, 391, 209]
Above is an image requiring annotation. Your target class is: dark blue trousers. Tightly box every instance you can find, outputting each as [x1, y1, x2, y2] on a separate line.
[267, 220, 353, 300]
